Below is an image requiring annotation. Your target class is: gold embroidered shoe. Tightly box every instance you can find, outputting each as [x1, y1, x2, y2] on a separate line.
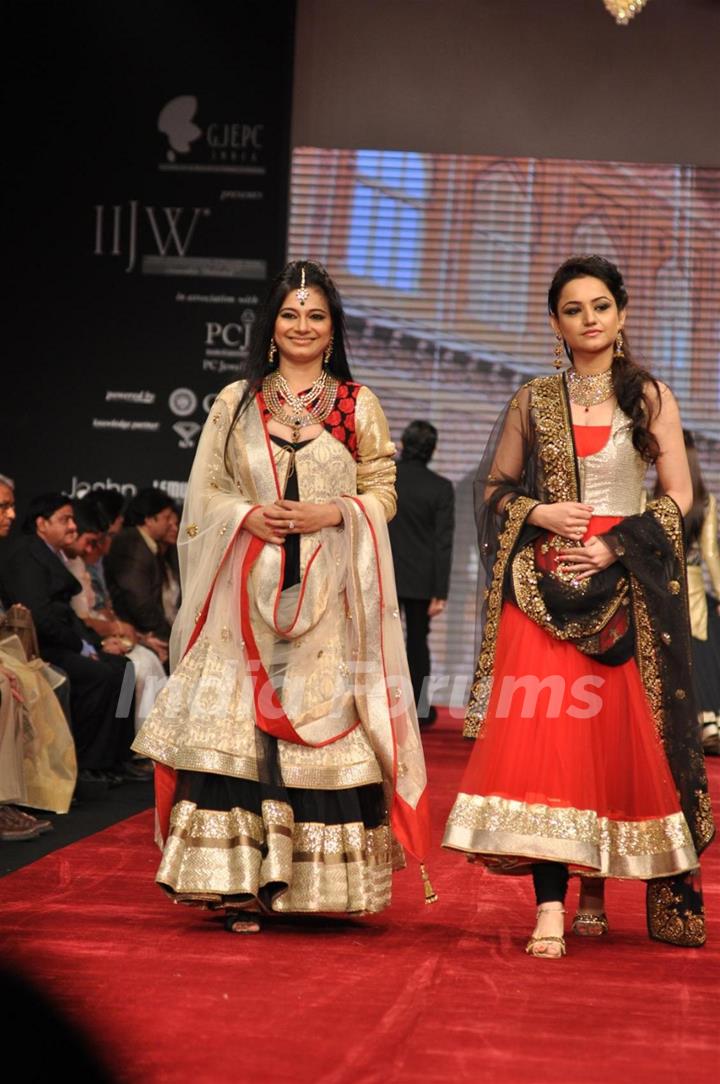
[572, 910, 609, 937]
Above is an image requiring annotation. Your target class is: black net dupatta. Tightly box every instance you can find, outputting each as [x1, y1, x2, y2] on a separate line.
[464, 382, 540, 741]
[602, 497, 715, 947]
[465, 375, 579, 740]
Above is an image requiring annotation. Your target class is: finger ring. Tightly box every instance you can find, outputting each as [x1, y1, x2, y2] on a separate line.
[288, 520, 295, 530]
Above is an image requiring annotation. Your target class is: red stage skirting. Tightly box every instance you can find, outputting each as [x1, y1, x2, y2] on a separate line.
[1, 713, 718, 1084]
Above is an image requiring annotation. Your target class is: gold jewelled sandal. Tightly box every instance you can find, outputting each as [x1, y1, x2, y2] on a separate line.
[224, 912, 261, 934]
[572, 910, 609, 937]
[525, 904, 566, 959]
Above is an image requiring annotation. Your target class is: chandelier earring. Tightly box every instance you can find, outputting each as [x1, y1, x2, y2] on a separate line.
[614, 330, 625, 360]
[553, 334, 565, 370]
[267, 338, 277, 366]
[323, 336, 334, 367]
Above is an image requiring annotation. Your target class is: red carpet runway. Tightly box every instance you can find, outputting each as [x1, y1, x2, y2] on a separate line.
[1, 713, 718, 1084]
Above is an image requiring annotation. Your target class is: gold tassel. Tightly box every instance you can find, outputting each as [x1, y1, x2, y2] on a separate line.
[420, 863, 438, 905]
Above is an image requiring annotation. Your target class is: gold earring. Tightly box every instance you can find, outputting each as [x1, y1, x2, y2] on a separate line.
[553, 334, 564, 369]
[323, 336, 334, 366]
[268, 339, 277, 365]
[614, 331, 625, 359]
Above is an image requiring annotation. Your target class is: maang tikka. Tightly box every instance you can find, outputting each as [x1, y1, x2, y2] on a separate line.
[296, 265, 310, 307]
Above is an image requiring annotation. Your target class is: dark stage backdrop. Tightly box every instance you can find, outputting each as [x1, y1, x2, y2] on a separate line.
[3, 0, 295, 507]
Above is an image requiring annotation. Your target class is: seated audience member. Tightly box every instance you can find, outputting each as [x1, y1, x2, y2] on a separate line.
[0, 474, 73, 722]
[0, 664, 39, 840]
[389, 420, 455, 727]
[81, 494, 168, 664]
[0, 493, 136, 785]
[158, 501, 181, 627]
[1, 634, 77, 820]
[65, 500, 167, 733]
[0, 477, 72, 834]
[82, 487, 125, 538]
[81, 488, 125, 611]
[0, 475, 16, 538]
[105, 488, 175, 642]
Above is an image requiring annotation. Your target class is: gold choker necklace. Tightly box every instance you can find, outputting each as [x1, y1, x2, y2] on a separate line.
[566, 367, 614, 410]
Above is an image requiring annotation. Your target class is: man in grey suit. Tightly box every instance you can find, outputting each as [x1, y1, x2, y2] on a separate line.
[389, 421, 454, 727]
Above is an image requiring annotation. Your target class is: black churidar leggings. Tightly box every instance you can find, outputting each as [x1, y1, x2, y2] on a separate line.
[531, 862, 569, 905]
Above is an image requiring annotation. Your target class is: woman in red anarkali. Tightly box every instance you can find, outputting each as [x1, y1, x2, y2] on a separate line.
[443, 255, 714, 958]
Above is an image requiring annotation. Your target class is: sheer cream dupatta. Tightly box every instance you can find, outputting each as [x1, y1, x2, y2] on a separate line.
[335, 493, 431, 865]
[138, 380, 430, 867]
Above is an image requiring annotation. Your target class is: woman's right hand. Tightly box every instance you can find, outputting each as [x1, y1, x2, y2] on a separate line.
[243, 505, 286, 546]
[528, 501, 594, 541]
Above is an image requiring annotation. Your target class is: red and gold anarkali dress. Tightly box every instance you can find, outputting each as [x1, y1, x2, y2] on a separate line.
[443, 374, 714, 945]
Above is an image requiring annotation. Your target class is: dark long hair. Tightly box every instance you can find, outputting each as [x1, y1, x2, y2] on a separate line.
[548, 254, 661, 463]
[681, 429, 709, 547]
[224, 260, 354, 468]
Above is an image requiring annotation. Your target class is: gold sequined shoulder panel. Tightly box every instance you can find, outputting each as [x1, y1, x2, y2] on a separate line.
[527, 374, 578, 504]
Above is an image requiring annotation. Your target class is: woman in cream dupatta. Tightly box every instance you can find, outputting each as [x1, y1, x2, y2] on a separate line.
[134, 261, 430, 931]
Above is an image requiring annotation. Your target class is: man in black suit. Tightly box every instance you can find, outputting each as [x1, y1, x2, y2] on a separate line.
[1, 493, 135, 780]
[389, 421, 455, 726]
[105, 487, 175, 643]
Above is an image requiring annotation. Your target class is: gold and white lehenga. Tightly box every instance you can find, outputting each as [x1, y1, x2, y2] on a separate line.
[133, 380, 429, 916]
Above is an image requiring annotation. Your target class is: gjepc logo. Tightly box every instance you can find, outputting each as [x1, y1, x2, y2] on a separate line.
[158, 96, 202, 163]
[157, 95, 264, 175]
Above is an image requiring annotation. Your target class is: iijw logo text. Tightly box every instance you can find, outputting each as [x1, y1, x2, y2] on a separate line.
[93, 200, 211, 273]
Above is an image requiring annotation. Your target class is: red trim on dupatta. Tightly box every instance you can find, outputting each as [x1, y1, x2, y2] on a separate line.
[348, 497, 430, 862]
[238, 535, 359, 748]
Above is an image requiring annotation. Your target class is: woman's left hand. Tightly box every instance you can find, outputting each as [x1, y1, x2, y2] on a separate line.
[264, 499, 342, 536]
[558, 536, 616, 581]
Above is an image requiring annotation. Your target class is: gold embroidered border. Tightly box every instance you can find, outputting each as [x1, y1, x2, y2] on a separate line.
[131, 734, 382, 790]
[464, 494, 539, 738]
[465, 375, 576, 740]
[694, 788, 715, 850]
[529, 374, 579, 505]
[647, 495, 684, 558]
[512, 543, 629, 642]
[157, 799, 393, 914]
[629, 572, 664, 739]
[442, 792, 698, 880]
[646, 879, 706, 947]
